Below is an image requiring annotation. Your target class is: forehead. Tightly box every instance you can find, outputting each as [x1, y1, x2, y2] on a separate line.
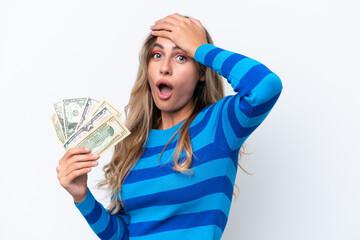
[153, 37, 180, 50]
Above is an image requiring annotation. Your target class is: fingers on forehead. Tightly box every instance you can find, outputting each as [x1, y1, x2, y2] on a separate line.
[156, 13, 186, 24]
[170, 13, 185, 20]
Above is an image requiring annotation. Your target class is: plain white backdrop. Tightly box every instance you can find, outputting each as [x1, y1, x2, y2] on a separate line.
[0, 0, 359, 239]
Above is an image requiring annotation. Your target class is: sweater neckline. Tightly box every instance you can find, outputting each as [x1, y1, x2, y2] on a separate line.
[148, 120, 186, 139]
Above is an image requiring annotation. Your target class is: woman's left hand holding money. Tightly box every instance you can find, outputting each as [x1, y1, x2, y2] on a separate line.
[150, 13, 208, 58]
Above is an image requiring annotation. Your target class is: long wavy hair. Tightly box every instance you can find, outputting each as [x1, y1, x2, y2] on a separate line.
[98, 28, 249, 215]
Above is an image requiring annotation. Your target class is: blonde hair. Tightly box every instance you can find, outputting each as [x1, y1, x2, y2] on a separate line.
[98, 29, 249, 215]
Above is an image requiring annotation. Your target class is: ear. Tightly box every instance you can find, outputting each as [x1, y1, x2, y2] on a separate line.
[199, 73, 205, 82]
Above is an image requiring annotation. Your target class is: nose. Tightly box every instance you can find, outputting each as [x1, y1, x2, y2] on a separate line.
[160, 58, 172, 75]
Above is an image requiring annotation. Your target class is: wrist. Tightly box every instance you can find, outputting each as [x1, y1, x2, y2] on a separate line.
[74, 195, 86, 204]
[73, 189, 88, 204]
[191, 42, 207, 58]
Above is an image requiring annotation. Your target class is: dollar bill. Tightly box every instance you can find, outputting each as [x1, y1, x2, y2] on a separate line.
[76, 98, 99, 131]
[53, 101, 65, 136]
[51, 113, 66, 144]
[63, 97, 87, 138]
[74, 114, 131, 156]
[63, 106, 112, 149]
[90, 98, 125, 120]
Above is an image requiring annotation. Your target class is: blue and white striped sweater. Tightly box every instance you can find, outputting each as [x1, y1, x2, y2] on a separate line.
[75, 44, 283, 240]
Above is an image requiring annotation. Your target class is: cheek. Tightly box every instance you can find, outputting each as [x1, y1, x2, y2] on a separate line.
[177, 69, 199, 93]
[147, 69, 156, 90]
[147, 62, 156, 81]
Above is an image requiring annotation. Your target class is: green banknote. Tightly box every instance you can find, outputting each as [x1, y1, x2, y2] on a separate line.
[52, 97, 130, 156]
[76, 98, 99, 131]
[63, 97, 87, 138]
[51, 113, 66, 144]
[74, 114, 130, 156]
[63, 106, 112, 150]
[90, 98, 125, 120]
[53, 101, 65, 137]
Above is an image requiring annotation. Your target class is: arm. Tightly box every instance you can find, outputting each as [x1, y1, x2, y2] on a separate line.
[150, 14, 282, 151]
[194, 44, 283, 151]
[56, 147, 129, 239]
[75, 188, 129, 240]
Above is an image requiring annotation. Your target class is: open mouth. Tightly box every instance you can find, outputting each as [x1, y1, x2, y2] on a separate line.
[157, 81, 173, 100]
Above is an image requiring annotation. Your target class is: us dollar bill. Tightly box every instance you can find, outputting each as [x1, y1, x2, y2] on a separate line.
[51, 113, 66, 144]
[63, 97, 87, 138]
[53, 101, 65, 137]
[90, 98, 125, 120]
[74, 114, 131, 156]
[63, 106, 112, 149]
[76, 98, 99, 131]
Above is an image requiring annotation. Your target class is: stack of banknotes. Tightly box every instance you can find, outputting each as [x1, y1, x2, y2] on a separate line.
[51, 97, 130, 156]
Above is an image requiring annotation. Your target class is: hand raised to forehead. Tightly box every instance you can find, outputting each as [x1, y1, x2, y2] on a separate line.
[150, 13, 208, 59]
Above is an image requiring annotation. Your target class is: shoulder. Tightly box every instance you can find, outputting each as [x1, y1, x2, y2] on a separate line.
[191, 95, 236, 127]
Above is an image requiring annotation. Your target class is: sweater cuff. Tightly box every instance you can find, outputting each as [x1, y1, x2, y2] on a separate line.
[194, 44, 220, 65]
[74, 188, 96, 216]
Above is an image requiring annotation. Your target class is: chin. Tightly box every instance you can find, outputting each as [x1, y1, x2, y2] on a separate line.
[155, 104, 178, 113]
[153, 99, 179, 112]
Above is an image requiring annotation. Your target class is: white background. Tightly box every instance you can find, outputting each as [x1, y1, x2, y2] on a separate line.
[0, 0, 359, 239]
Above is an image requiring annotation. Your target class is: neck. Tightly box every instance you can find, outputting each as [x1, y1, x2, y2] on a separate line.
[158, 101, 194, 130]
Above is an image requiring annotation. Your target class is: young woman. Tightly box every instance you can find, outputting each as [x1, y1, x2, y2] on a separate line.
[57, 13, 283, 240]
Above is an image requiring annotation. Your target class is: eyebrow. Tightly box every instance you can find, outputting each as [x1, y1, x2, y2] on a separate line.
[153, 43, 181, 51]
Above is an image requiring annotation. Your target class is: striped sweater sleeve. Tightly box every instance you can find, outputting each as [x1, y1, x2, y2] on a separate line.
[194, 44, 283, 151]
[75, 188, 129, 240]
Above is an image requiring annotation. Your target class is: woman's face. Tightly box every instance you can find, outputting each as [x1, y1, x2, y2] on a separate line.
[147, 37, 203, 115]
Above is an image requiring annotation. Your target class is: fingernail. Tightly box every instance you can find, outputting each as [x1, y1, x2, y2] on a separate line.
[93, 154, 98, 158]
[85, 147, 90, 151]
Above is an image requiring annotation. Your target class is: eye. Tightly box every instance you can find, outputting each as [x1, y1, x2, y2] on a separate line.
[151, 52, 162, 59]
[176, 55, 187, 62]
